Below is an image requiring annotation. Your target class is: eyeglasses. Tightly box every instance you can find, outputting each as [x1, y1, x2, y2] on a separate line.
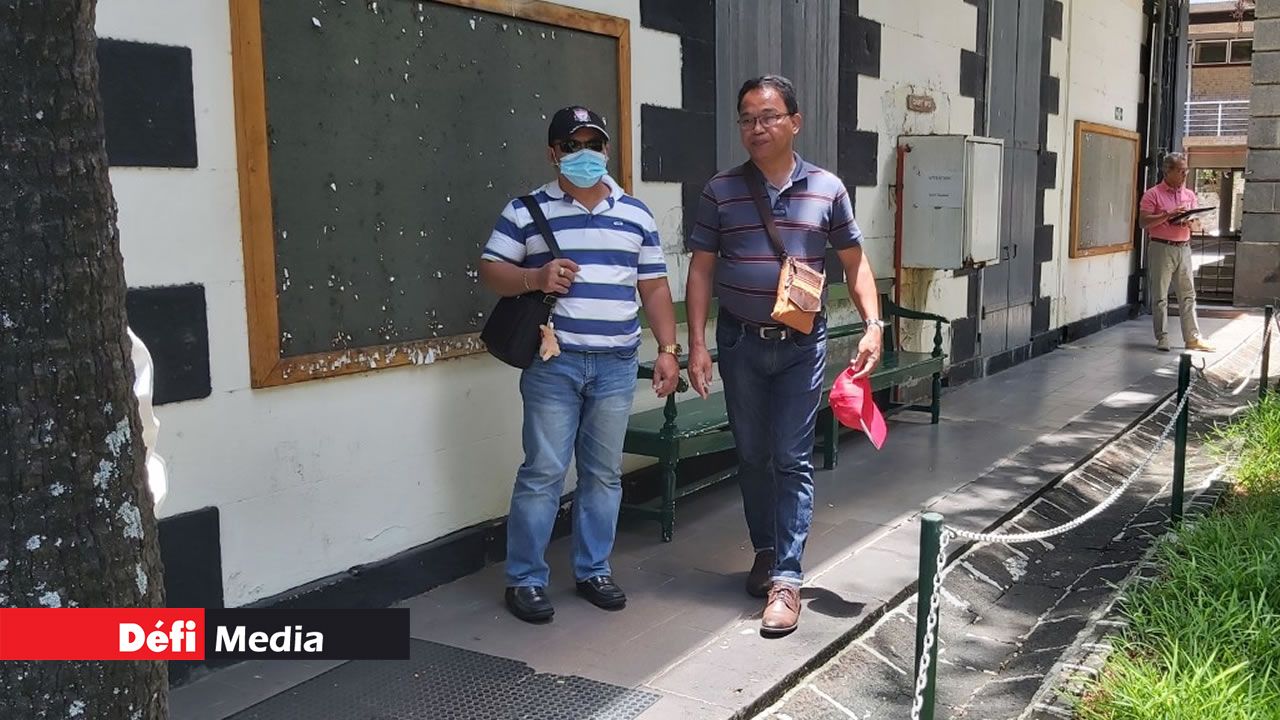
[556, 139, 606, 153]
[736, 113, 793, 130]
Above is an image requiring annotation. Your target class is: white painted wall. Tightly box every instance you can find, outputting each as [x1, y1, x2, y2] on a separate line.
[857, 0, 979, 354]
[1051, 0, 1147, 325]
[96, 0, 687, 606]
[858, 0, 1147, 352]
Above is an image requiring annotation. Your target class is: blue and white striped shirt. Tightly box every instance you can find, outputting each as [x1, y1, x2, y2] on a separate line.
[481, 176, 667, 351]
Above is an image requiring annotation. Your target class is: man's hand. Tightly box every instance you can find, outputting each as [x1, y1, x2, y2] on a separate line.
[652, 353, 680, 398]
[849, 326, 883, 380]
[688, 345, 714, 399]
[533, 259, 580, 294]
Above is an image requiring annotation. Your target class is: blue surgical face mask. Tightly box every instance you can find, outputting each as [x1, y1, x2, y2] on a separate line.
[557, 149, 608, 188]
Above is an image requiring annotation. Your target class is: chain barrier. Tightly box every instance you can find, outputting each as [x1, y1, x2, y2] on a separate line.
[907, 324, 1278, 717]
[947, 389, 1190, 545]
[1229, 325, 1270, 396]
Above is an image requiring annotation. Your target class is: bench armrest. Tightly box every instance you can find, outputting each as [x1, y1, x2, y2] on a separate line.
[883, 298, 950, 358]
[827, 322, 866, 340]
[884, 297, 950, 325]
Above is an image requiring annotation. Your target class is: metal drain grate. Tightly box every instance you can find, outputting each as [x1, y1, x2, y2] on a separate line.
[225, 639, 660, 720]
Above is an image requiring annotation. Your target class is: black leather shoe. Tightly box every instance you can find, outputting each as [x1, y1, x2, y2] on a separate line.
[505, 586, 554, 623]
[575, 575, 626, 610]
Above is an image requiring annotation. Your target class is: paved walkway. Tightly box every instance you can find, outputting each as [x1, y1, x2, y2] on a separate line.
[754, 329, 1268, 719]
[170, 313, 1263, 720]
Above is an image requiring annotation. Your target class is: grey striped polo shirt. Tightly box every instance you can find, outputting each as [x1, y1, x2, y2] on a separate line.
[686, 154, 863, 326]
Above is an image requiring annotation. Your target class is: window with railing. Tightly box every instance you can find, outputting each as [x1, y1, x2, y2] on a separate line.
[1185, 100, 1250, 136]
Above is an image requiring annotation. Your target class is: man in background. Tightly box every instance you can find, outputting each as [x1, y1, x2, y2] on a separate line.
[1138, 152, 1216, 353]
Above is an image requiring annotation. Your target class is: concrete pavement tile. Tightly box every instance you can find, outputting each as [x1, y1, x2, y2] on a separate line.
[966, 583, 1065, 640]
[762, 684, 866, 720]
[1020, 549, 1105, 589]
[1070, 559, 1138, 592]
[807, 520, 909, 581]
[804, 644, 916, 715]
[581, 618, 719, 687]
[965, 674, 1048, 718]
[814, 543, 920, 605]
[648, 653, 781, 709]
[169, 679, 259, 720]
[634, 692, 732, 720]
[860, 616, 919, 683]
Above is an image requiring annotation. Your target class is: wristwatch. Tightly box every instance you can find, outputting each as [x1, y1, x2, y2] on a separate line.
[866, 318, 888, 331]
[659, 343, 683, 356]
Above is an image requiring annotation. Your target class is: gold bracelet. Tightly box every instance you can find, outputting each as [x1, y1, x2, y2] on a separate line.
[522, 269, 531, 291]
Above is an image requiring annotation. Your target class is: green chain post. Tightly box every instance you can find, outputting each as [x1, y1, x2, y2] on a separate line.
[1172, 353, 1190, 525]
[914, 512, 944, 720]
[1262, 306, 1273, 400]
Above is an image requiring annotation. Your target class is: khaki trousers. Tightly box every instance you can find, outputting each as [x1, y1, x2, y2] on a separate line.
[1147, 240, 1201, 343]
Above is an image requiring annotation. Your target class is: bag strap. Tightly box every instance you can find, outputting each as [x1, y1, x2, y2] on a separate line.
[740, 161, 789, 260]
[518, 195, 563, 259]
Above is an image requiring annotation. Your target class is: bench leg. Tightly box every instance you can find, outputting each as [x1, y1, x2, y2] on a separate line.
[660, 459, 677, 542]
[820, 407, 838, 470]
[931, 371, 942, 424]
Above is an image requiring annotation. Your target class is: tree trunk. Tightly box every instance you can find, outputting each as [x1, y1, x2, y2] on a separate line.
[1, 1, 168, 717]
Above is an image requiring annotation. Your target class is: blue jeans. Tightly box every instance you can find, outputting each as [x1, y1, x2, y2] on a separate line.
[718, 314, 827, 584]
[505, 348, 639, 588]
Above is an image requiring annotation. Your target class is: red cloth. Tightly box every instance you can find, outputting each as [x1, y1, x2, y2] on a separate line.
[829, 369, 887, 450]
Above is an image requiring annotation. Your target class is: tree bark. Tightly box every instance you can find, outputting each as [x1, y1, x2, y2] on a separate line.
[1, 0, 168, 717]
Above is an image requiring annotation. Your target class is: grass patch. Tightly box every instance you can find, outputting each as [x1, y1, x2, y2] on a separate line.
[1212, 394, 1280, 495]
[1079, 396, 1280, 720]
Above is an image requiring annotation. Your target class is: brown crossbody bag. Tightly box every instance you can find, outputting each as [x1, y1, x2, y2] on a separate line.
[741, 161, 825, 334]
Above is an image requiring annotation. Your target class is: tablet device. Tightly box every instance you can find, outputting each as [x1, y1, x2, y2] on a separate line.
[1168, 206, 1215, 224]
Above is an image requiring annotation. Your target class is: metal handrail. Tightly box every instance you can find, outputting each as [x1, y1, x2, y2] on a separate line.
[1184, 99, 1250, 137]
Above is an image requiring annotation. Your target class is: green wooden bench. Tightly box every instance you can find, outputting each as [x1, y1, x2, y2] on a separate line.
[623, 295, 949, 541]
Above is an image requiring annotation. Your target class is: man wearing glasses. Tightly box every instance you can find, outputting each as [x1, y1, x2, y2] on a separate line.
[684, 76, 883, 635]
[1138, 152, 1216, 353]
[479, 106, 680, 623]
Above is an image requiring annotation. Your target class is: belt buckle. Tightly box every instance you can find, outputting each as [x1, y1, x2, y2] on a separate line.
[758, 325, 788, 341]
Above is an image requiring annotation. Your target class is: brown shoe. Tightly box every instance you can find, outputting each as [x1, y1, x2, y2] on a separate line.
[761, 582, 801, 636]
[1186, 337, 1217, 352]
[746, 549, 775, 598]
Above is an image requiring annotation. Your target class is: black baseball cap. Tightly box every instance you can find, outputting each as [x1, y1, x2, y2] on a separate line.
[547, 106, 610, 145]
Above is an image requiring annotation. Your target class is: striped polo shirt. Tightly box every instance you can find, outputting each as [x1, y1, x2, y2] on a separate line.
[687, 154, 862, 325]
[482, 176, 667, 351]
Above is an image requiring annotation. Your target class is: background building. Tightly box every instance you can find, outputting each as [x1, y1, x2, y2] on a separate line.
[1185, 0, 1253, 302]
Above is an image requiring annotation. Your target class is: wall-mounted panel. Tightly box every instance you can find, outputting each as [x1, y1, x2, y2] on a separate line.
[231, 0, 632, 386]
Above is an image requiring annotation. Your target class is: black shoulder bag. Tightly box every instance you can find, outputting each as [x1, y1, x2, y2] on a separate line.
[480, 196, 564, 369]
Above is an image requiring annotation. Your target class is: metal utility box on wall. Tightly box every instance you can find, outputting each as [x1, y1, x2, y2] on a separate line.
[899, 135, 1004, 269]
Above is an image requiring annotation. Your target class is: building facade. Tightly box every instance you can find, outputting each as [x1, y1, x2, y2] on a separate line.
[1242, 0, 1280, 305]
[93, 0, 1188, 636]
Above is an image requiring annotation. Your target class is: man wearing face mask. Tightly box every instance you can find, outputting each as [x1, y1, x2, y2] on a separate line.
[479, 106, 680, 623]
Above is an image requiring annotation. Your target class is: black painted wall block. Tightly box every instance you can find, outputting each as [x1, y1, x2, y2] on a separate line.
[639, 0, 717, 239]
[98, 39, 198, 168]
[126, 284, 212, 405]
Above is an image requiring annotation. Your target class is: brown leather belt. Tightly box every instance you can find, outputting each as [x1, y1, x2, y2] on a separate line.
[1149, 237, 1189, 247]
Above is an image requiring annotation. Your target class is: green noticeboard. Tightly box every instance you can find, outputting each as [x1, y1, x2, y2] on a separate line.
[232, 0, 631, 386]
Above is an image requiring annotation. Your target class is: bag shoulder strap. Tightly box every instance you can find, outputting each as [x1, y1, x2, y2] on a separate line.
[740, 161, 789, 260]
[517, 195, 563, 259]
